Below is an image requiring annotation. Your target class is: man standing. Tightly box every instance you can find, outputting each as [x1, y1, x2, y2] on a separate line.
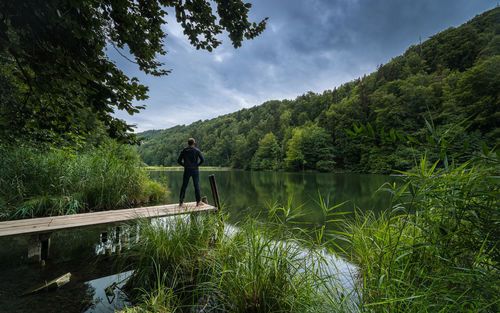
[177, 138, 205, 206]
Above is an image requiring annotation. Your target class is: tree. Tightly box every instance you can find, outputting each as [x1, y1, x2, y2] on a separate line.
[285, 125, 335, 171]
[0, 0, 267, 144]
[284, 128, 306, 170]
[251, 132, 279, 170]
[231, 134, 250, 169]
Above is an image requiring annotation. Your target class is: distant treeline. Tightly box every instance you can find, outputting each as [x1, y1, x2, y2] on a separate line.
[138, 8, 499, 173]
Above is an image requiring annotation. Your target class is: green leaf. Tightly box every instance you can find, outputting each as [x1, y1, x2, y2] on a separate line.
[426, 134, 435, 146]
[353, 123, 362, 134]
[390, 128, 396, 142]
[424, 118, 435, 136]
[396, 131, 406, 142]
[380, 128, 386, 140]
[482, 141, 489, 156]
[464, 138, 470, 151]
[367, 122, 375, 137]
[345, 129, 355, 136]
[407, 136, 419, 144]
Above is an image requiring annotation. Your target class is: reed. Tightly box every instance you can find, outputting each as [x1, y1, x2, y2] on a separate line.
[119, 262, 180, 313]
[122, 213, 220, 302]
[342, 155, 499, 313]
[123, 211, 353, 313]
[0, 140, 168, 220]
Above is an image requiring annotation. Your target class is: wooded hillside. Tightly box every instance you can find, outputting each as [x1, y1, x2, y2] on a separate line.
[138, 7, 499, 173]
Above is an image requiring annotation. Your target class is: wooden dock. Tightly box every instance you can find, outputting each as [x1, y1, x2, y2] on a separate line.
[0, 202, 216, 238]
[0, 175, 222, 263]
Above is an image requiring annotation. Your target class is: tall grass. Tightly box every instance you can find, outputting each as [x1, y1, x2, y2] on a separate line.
[203, 221, 333, 312]
[0, 140, 168, 220]
[119, 262, 180, 313]
[123, 214, 219, 299]
[343, 155, 499, 313]
[122, 210, 355, 313]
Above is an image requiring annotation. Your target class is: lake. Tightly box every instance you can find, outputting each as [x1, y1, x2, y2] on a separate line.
[150, 170, 398, 225]
[0, 170, 397, 312]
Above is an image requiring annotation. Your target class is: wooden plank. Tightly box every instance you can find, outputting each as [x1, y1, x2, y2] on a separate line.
[0, 205, 215, 237]
[0, 202, 216, 237]
[0, 203, 209, 230]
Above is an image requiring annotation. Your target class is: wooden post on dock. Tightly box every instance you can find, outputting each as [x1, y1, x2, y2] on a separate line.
[208, 174, 221, 211]
[208, 174, 223, 244]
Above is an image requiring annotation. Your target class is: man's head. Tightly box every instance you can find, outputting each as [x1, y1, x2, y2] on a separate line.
[188, 138, 195, 146]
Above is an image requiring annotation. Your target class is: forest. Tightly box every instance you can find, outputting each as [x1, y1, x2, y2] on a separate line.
[138, 7, 499, 173]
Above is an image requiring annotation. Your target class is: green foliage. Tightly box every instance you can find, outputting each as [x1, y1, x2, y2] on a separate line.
[345, 159, 499, 312]
[251, 132, 279, 170]
[0, 0, 267, 144]
[123, 214, 219, 304]
[138, 7, 499, 174]
[285, 124, 335, 171]
[118, 279, 178, 313]
[206, 220, 332, 312]
[343, 119, 500, 312]
[123, 211, 352, 312]
[0, 140, 168, 220]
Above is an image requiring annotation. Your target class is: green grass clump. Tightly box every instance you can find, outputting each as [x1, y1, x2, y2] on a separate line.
[123, 212, 353, 313]
[118, 264, 179, 313]
[204, 221, 331, 312]
[0, 140, 168, 220]
[123, 214, 219, 299]
[343, 155, 499, 313]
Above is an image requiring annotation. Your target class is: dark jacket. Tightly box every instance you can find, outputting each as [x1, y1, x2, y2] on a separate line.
[177, 146, 204, 169]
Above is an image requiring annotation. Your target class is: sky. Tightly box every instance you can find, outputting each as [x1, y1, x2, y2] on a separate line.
[111, 0, 495, 132]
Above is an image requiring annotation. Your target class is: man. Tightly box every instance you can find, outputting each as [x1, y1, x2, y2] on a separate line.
[177, 138, 205, 206]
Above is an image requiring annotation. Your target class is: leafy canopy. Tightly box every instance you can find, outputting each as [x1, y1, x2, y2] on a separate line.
[0, 0, 267, 144]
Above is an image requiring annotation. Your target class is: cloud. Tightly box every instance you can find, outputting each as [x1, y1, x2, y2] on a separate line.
[111, 0, 494, 132]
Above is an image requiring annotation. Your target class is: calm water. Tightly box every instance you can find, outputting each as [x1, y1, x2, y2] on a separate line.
[0, 224, 136, 313]
[150, 170, 398, 225]
[0, 170, 397, 312]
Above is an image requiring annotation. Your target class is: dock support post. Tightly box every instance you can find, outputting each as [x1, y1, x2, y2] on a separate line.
[101, 232, 108, 243]
[28, 233, 51, 263]
[114, 227, 121, 243]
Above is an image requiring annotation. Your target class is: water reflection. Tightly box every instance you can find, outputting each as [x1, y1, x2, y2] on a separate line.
[83, 271, 133, 313]
[0, 224, 136, 313]
[150, 170, 398, 225]
[95, 226, 137, 256]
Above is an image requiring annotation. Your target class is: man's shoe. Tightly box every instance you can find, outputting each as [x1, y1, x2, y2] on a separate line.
[179, 202, 184, 207]
[196, 201, 206, 206]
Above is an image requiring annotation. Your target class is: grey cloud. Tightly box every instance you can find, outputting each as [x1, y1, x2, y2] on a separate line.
[110, 0, 494, 132]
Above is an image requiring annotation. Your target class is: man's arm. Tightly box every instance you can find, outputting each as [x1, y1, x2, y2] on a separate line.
[198, 150, 205, 166]
[177, 151, 184, 166]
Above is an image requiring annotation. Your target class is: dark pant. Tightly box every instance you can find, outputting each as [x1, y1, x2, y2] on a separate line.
[179, 168, 201, 203]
